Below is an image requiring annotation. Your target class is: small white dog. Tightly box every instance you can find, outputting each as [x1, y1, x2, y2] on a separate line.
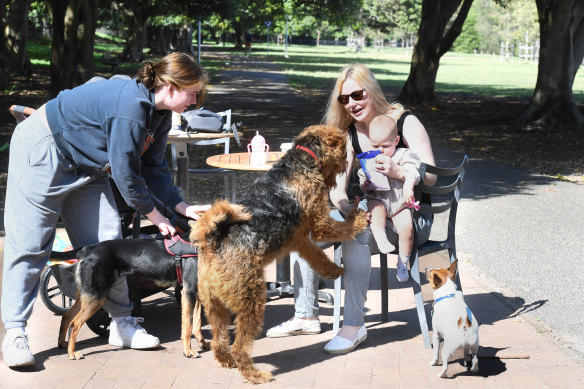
[425, 260, 479, 378]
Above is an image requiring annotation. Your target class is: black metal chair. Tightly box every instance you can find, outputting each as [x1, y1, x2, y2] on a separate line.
[332, 155, 469, 348]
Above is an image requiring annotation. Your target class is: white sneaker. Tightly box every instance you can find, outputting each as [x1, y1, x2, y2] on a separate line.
[266, 319, 321, 338]
[2, 334, 35, 367]
[396, 258, 409, 282]
[108, 316, 160, 349]
[324, 325, 367, 354]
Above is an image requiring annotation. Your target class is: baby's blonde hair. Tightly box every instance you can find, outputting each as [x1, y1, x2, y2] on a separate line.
[369, 114, 397, 140]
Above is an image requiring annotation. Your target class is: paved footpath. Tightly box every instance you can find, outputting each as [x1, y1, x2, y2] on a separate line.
[1, 53, 584, 388]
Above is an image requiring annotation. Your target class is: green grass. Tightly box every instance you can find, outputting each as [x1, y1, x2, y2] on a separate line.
[241, 43, 584, 100]
[25, 37, 584, 101]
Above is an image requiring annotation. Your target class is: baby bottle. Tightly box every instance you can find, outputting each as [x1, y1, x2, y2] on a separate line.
[247, 131, 269, 166]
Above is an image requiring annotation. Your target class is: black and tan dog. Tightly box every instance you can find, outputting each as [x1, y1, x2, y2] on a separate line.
[57, 234, 209, 360]
[191, 124, 368, 384]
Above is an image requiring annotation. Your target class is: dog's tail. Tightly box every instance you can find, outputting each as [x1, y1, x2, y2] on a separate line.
[190, 200, 251, 251]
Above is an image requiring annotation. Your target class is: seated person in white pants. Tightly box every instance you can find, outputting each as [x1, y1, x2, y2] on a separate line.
[266, 63, 436, 354]
[1, 53, 211, 368]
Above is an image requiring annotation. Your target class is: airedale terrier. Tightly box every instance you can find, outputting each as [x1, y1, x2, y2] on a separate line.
[191, 124, 368, 384]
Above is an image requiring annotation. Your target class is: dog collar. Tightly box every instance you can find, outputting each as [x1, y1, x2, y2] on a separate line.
[434, 293, 456, 304]
[295, 145, 320, 165]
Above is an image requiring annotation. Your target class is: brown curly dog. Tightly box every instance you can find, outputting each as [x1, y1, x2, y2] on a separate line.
[190, 124, 368, 384]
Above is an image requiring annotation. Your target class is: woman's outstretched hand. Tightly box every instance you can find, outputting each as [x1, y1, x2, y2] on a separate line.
[182, 204, 212, 220]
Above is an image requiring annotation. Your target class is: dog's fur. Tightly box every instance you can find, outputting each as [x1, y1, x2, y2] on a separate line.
[425, 260, 479, 378]
[57, 236, 209, 360]
[190, 125, 368, 383]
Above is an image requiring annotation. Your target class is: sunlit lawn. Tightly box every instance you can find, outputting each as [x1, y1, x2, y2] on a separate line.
[25, 36, 584, 101]
[239, 43, 584, 100]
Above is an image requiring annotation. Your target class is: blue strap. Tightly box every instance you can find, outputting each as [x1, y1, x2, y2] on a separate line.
[434, 293, 456, 304]
[466, 306, 473, 323]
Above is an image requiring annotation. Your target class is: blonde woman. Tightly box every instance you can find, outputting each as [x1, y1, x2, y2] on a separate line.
[266, 63, 436, 354]
[2, 53, 211, 367]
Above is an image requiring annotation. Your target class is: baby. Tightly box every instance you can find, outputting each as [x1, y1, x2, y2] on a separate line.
[358, 114, 421, 282]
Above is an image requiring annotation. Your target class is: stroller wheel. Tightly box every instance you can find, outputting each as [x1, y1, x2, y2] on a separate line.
[40, 267, 73, 315]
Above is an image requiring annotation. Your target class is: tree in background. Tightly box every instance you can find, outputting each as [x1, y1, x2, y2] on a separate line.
[471, 0, 538, 54]
[1, 0, 34, 78]
[45, 0, 98, 97]
[399, 0, 474, 105]
[361, 0, 421, 47]
[452, 5, 479, 53]
[518, 0, 584, 125]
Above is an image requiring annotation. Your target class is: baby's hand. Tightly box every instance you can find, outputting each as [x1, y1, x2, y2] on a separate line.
[403, 187, 415, 206]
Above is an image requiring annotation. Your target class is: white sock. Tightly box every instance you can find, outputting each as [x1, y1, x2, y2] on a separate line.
[6, 327, 26, 335]
[398, 254, 410, 267]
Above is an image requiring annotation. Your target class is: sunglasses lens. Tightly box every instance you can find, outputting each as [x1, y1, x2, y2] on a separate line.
[337, 95, 349, 104]
[351, 90, 364, 100]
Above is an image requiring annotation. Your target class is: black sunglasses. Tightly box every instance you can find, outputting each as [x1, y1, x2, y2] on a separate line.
[337, 89, 365, 105]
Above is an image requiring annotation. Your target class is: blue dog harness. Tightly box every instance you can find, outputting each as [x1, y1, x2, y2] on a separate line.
[432, 293, 473, 323]
[164, 235, 198, 285]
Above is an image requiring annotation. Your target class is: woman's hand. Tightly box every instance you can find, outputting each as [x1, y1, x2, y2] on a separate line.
[145, 208, 176, 236]
[175, 201, 211, 221]
[182, 204, 212, 220]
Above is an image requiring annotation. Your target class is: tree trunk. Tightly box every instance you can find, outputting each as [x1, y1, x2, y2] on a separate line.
[0, 0, 6, 90]
[120, 5, 148, 63]
[233, 22, 243, 49]
[399, 0, 473, 105]
[46, 0, 98, 97]
[517, 0, 584, 125]
[2, 0, 34, 76]
[173, 24, 195, 55]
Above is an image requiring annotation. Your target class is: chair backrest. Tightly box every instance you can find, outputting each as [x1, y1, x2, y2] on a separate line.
[415, 155, 469, 247]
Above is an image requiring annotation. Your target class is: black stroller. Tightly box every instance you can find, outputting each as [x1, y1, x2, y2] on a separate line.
[39, 182, 191, 337]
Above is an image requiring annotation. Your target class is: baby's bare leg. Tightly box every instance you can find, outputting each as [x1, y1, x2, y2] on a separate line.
[392, 209, 413, 282]
[369, 199, 395, 254]
[392, 209, 413, 256]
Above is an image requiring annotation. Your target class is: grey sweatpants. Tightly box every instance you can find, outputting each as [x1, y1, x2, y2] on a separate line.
[292, 204, 433, 327]
[1, 111, 132, 330]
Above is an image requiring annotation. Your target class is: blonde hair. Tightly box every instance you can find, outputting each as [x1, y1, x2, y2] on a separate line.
[136, 52, 208, 108]
[323, 63, 405, 131]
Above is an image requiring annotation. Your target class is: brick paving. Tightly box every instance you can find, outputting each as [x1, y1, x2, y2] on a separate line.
[2, 245, 584, 388]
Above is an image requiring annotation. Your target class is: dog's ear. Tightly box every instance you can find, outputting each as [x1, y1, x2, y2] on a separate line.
[429, 272, 441, 289]
[448, 260, 458, 280]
